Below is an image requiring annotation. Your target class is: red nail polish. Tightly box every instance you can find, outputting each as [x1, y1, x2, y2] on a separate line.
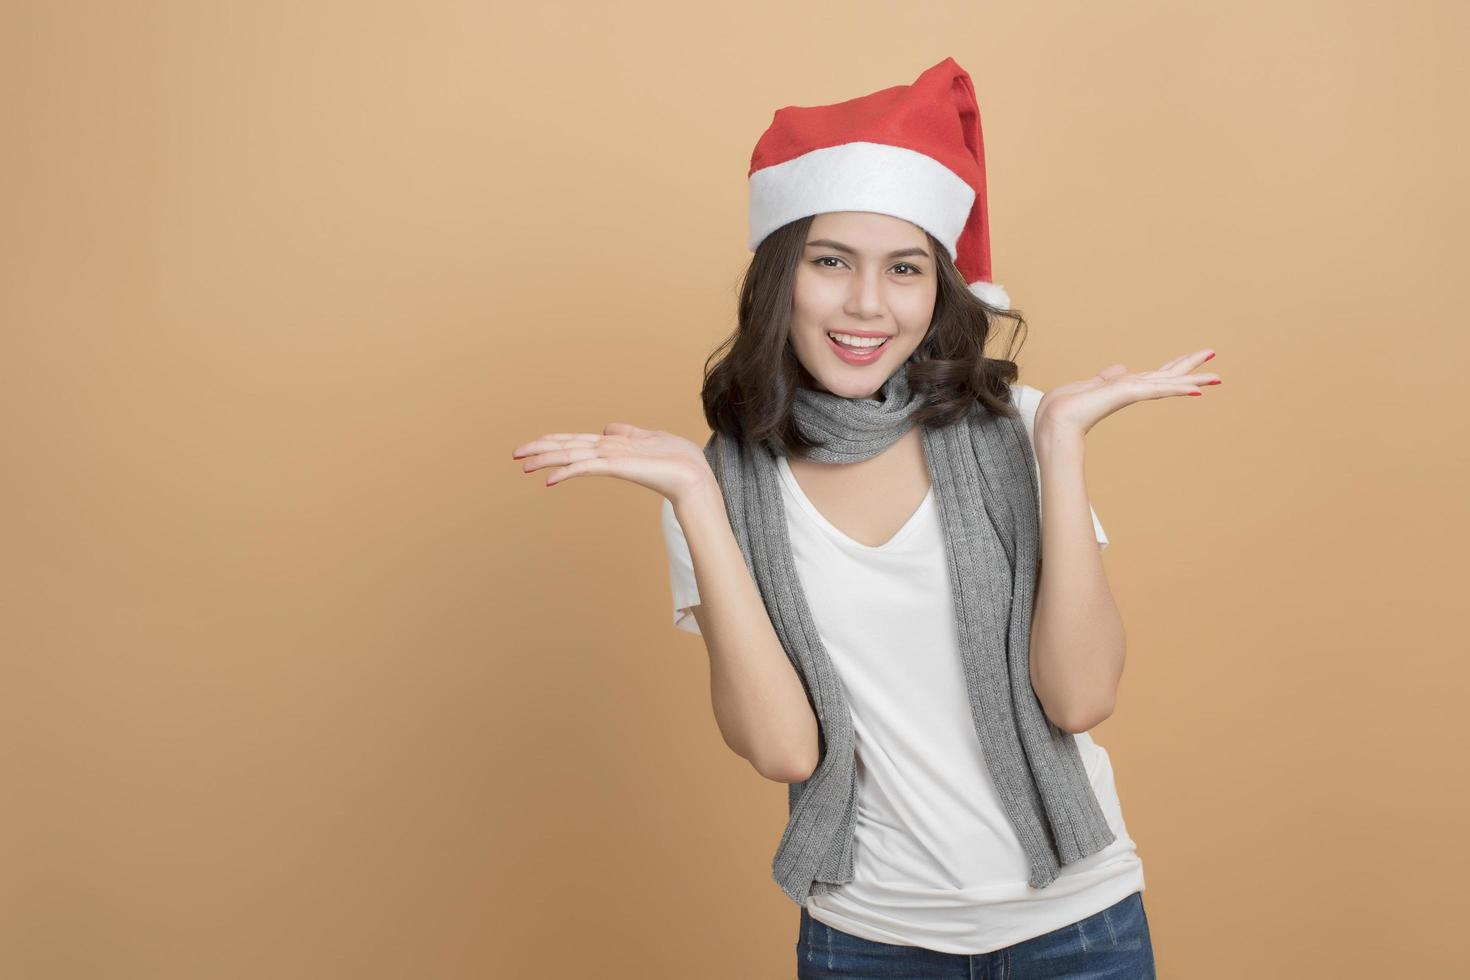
[1204, 352, 1215, 362]
[1208, 379, 1222, 385]
[1188, 391, 1202, 396]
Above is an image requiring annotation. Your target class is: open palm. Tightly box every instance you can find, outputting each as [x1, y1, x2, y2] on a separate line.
[1036, 348, 1222, 437]
[511, 423, 712, 502]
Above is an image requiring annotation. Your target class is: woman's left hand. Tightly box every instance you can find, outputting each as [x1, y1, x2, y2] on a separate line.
[1035, 348, 1222, 438]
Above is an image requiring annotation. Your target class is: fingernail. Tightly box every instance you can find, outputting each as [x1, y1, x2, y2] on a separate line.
[1203, 352, 1215, 362]
[1188, 391, 1202, 396]
[1207, 379, 1222, 385]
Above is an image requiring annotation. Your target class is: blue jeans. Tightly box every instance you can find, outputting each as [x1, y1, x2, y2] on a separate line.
[797, 890, 1156, 979]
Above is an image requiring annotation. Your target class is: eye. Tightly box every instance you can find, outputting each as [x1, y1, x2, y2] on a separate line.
[812, 257, 923, 275]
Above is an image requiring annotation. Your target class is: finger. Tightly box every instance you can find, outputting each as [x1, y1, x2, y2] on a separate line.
[544, 431, 606, 440]
[545, 455, 618, 486]
[1157, 348, 1215, 374]
[1178, 371, 1222, 386]
[1156, 349, 1204, 372]
[512, 434, 608, 458]
[521, 444, 614, 473]
[1139, 370, 1222, 387]
[1122, 378, 1212, 399]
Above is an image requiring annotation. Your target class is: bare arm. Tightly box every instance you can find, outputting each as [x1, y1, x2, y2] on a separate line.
[674, 474, 820, 783]
[1024, 347, 1222, 732]
[511, 420, 818, 784]
[1027, 421, 1125, 734]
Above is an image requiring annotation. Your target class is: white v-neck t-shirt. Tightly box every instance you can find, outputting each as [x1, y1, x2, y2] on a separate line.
[657, 383, 1145, 954]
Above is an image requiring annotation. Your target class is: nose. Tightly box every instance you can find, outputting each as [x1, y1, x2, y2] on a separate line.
[847, 267, 885, 317]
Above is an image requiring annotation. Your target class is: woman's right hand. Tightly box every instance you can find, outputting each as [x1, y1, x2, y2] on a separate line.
[510, 423, 714, 504]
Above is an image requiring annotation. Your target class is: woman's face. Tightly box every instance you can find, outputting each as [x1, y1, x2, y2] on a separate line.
[789, 211, 939, 400]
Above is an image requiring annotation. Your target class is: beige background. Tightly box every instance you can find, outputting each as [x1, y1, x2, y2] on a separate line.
[3, 2, 1467, 977]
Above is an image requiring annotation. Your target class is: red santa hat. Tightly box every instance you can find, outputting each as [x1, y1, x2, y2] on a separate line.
[747, 56, 1011, 310]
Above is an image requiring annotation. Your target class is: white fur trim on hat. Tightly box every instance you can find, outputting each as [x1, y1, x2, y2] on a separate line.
[748, 141, 976, 257]
[968, 279, 1011, 311]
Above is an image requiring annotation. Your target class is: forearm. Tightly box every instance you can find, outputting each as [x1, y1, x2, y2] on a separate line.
[674, 476, 820, 783]
[1028, 422, 1126, 733]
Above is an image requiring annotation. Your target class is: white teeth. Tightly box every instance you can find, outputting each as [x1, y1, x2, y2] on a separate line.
[829, 332, 889, 349]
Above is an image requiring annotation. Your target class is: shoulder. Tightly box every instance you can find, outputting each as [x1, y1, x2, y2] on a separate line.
[1006, 383, 1045, 436]
[1007, 381, 1043, 412]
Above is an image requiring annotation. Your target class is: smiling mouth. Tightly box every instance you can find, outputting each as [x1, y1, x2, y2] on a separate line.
[827, 331, 892, 352]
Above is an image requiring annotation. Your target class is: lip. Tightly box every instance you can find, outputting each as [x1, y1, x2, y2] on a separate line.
[826, 331, 891, 365]
[828, 328, 892, 338]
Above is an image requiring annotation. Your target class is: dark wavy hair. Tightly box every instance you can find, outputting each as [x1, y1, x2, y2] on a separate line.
[699, 214, 1029, 457]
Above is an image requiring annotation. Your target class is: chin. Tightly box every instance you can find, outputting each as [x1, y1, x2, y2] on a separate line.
[798, 337, 905, 398]
[812, 371, 883, 400]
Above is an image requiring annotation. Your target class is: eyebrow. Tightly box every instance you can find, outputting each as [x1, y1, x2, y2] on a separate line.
[804, 239, 932, 260]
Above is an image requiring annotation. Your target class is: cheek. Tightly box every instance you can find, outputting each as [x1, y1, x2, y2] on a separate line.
[895, 285, 937, 317]
[790, 306, 834, 349]
[792, 270, 846, 315]
[896, 295, 937, 335]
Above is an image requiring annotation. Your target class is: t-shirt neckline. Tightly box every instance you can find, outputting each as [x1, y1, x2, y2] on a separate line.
[776, 455, 934, 553]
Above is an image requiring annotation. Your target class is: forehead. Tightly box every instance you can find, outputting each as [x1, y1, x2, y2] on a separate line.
[807, 211, 928, 250]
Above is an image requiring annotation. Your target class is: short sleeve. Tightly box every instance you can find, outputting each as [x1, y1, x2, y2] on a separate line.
[1009, 384, 1110, 552]
[659, 497, 704, 634]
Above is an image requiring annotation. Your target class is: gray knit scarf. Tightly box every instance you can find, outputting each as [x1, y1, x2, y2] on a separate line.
[701, 363, 1116, 906]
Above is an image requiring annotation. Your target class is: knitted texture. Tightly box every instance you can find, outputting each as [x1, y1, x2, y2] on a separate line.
[702, 364, 1116, 905]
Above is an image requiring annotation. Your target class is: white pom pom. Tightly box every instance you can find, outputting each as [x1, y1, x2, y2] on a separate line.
[968, 280, 1011, 311]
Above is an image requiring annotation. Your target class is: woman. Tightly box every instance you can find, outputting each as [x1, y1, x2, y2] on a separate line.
[513, 58, 1219, 978]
